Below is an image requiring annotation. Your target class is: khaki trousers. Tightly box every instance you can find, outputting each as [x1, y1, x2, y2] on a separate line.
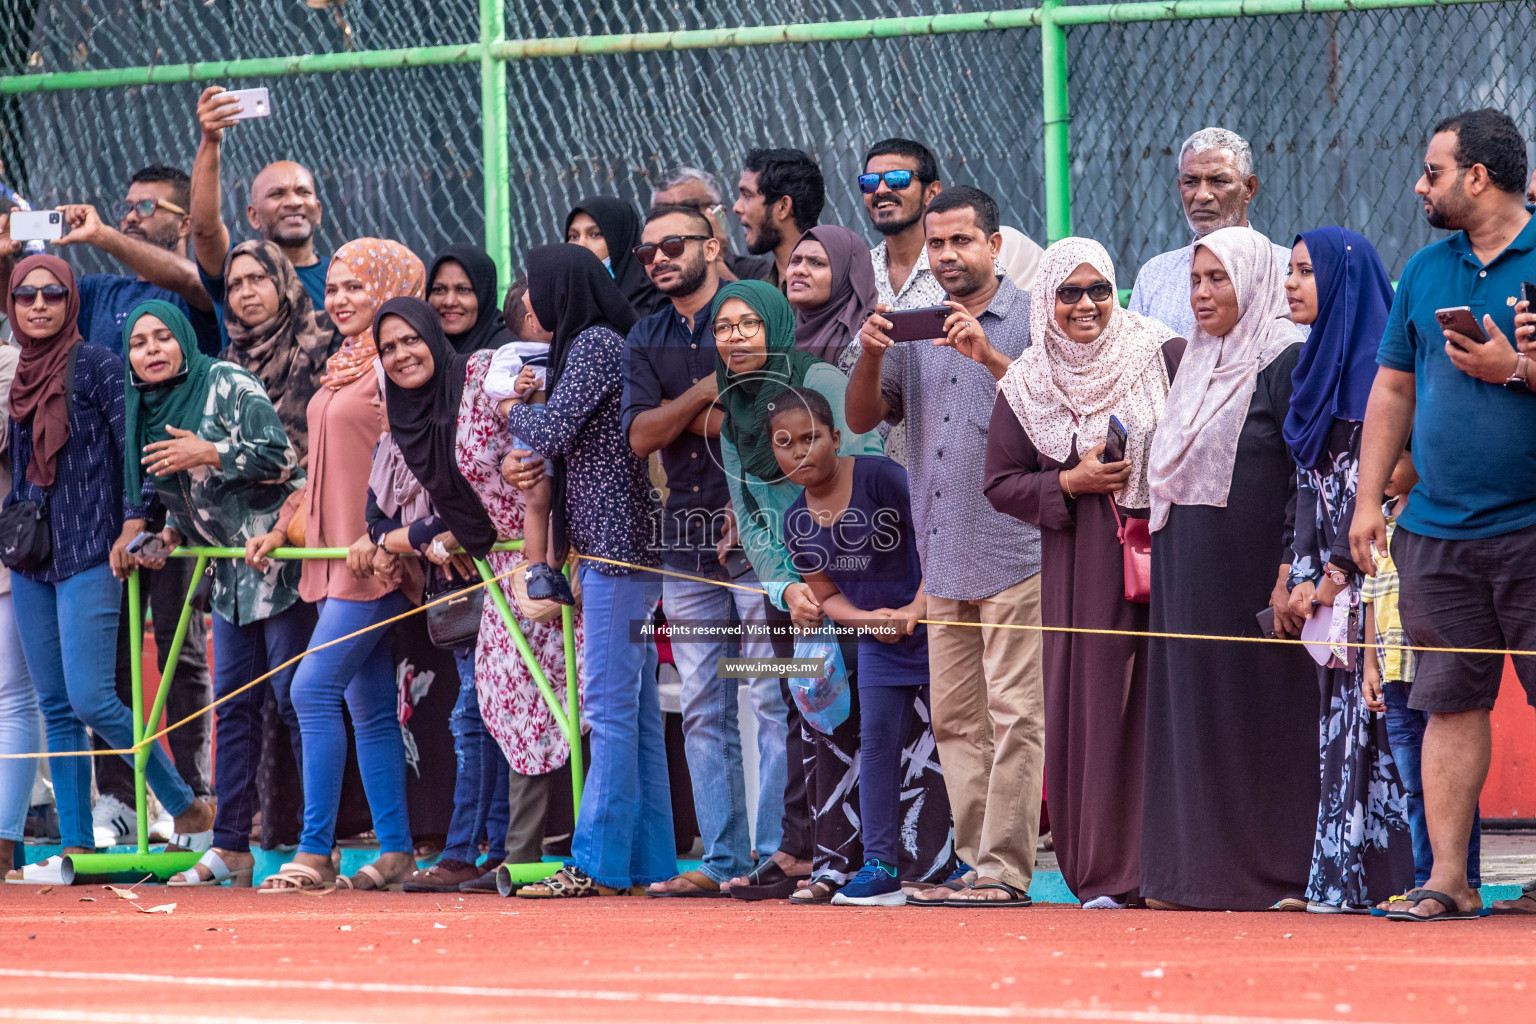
[926, 574, 1045, 891]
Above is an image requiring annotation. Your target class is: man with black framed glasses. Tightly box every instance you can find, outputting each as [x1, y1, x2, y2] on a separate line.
[622, 203, 793, 898]
[651, 165, 772, 284]
[0, 164, 219, 358]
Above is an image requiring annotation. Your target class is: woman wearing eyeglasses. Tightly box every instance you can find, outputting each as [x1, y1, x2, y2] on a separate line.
[709, 279, 885, 904]
[3, 255, 214, 861]
[983, 238, 1184, 910]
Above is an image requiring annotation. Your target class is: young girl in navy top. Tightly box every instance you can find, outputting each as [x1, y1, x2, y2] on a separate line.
[774, 385, 944, 906]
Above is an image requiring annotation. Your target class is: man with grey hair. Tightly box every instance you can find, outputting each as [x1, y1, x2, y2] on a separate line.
[1128, 126, 1292, 338]
[651, 165, 773, 283]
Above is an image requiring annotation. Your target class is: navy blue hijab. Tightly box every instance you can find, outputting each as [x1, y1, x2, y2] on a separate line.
[1283, 227, 1393, 470]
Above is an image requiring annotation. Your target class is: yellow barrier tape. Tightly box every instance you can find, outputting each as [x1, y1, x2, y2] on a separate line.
[0, 560, 526, 761]
[9, 549, 1531, 764]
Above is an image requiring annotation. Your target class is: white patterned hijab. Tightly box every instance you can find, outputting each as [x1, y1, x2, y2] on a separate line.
[998, 237, 1176, 509]
[1147, 226, 1304, 531]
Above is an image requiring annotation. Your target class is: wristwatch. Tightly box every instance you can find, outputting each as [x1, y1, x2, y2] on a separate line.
[1505, 352, 1530, 393]
[1323, 565, 1349, 587]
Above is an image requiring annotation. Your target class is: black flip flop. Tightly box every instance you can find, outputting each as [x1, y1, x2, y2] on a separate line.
[730, 860, 810, 901]
[1384, 888, 1483, 922]
[944, 881, 1034, 908]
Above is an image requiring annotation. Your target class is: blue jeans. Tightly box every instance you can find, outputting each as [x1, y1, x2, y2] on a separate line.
[290, 594, 411, 856]
[0, 593, 41, 843]
[570, 565, 673, 887]
[444, 647, 511, 864]
[1383, 681, 1482, 888]
[209, 601, 316, 851]
[662, 573, 787, 883]
[12, 561, 195, 849]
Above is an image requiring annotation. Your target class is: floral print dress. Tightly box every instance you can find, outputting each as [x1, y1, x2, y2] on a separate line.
[1288, 420, 1412, 907]
[454, 351, 584, 776]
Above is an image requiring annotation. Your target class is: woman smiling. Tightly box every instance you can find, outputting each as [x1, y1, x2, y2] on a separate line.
[119, 299, 304, 887]
[984, 237, 1184, 910]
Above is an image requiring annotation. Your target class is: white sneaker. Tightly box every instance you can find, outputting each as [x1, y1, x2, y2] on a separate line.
[92, 794, 135, 848]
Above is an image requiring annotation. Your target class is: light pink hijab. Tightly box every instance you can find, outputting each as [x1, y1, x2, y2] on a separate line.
[1147, 227, 1304, 531]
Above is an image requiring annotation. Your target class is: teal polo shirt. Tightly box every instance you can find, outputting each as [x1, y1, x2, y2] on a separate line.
[1377, 210, 1536, 539]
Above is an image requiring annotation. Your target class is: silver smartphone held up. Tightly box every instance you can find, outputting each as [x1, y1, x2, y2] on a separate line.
[1434, 306, 1488, 349]
[223, 87, 272, 121]
[9, 209, 63, 242]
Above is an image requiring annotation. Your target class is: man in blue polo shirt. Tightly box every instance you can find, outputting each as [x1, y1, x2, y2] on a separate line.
[1351, 107, 1536, 921]
[621, 204, 794, 898]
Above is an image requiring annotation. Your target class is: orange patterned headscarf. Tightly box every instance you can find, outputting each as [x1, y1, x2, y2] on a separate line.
[321, 237, 425, 390]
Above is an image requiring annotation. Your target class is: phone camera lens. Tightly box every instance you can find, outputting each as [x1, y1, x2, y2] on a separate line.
[47, 212, 59, 223]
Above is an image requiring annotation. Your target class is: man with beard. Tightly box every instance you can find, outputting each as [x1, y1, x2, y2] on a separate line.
[732, 148, 824, 289]
[1128, 127, 1291, 338]
[1352, 108, 1536, 921]
[863, 138, 947, 309]
[651, 165, 773, 284]
[847, 186, 1044, 907]
[622, 204, 792, 897]
[43, 165, 220, 356]
[189, 86, 329, 346]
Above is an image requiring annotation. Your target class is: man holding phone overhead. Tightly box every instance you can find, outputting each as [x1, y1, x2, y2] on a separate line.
[1350, 108, 1536, 922]
[189, 85, 330, 347]
[846, 185, 1044, 908]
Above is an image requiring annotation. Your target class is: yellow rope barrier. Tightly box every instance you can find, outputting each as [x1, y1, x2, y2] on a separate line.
[8, 550, 1531, 764]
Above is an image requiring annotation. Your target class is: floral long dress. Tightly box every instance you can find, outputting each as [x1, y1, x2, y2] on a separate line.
[454, 351, 584, 776]
[1288, 420, 1412, 908]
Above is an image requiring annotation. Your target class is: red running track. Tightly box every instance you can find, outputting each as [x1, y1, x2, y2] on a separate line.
[0, 888, 1531, 1023]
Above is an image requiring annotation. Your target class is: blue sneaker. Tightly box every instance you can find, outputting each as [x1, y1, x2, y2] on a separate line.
[831, 860, 906, 906]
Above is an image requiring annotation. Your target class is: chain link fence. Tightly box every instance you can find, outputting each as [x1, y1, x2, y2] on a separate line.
[0, 1, 1529, 281]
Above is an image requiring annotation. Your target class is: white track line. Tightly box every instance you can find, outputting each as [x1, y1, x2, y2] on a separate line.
[0, 968, 1396, 1024]
[0, 1011, 360, 1024]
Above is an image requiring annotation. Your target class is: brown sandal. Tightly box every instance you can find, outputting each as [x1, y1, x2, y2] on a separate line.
[338, 861, 404, 892]
[516, 866, 618, 899]
[646, 869, 724, 898]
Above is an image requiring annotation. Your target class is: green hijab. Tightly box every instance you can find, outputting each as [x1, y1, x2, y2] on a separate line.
[123, 299, 218, 501]
[711, 279, 823, 484]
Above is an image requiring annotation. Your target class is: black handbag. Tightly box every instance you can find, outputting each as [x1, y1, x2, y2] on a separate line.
[425, 575, 485, 650]
[0, 497, 50, 571]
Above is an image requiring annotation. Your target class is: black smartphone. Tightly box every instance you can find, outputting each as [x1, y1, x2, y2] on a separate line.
[1521, 281, 1536, 313]
[883, 305, 950, 343]
[1254, 606, 1277, 639]
[1101, 414, 1128, 464]
[1434, 306, 1488, 349]
[723, 547, 752, 579]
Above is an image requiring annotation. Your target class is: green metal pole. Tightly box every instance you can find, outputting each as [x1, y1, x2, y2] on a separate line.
[473, 558, 574, 743]
[127, 568, 148, 855]
[134, 557, 209, 790]
[480, 0, 512, 287]
[1040, 0, 1071, 244]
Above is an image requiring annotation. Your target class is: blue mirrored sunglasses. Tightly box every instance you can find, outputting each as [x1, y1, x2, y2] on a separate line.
[858, 170, 915, 194]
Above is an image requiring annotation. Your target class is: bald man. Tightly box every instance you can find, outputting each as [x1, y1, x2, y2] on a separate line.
[190, 86, 330, 340]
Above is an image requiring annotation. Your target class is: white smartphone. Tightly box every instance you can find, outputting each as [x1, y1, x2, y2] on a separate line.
[9, 209, 63, 241]
[223, 87, 271, 121]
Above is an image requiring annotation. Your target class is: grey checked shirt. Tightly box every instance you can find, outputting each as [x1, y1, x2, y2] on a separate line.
[873, 276, 1041, 601]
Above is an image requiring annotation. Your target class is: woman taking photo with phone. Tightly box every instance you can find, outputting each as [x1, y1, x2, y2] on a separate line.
[1281, 227, 1412, 913]
[983, 237, 1184, 910]
[1140, 227, 1317, 912]
[118, 300, 305, 886]
[248, 238, 426, 893]
[4, 255, 213, 860]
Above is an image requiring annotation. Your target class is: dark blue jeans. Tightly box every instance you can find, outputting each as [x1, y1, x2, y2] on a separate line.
[209, 601, 316, 852]
[1382, 681, 1482, 888]
[443, 648, 511, 864]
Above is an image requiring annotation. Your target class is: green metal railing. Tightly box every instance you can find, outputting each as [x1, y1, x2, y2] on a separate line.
[0, 0, 1519, 285]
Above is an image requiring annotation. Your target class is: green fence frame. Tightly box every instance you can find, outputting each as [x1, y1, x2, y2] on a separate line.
[0, 0, 1518, 282]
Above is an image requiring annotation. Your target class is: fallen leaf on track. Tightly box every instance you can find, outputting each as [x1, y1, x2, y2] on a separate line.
[136, 903, 177, 914]
[104, 886, 139, 900]
[37, 885, 52, 894]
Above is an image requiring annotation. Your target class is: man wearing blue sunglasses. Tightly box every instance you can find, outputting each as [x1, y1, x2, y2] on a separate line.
[861, 139, 947, 310]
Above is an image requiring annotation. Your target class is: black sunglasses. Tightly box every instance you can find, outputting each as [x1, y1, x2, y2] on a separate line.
[632, 234, 711, 266]
[11, 284, 69, 306]
[1055, 281, 1115, 304]
[858, 169, 915, 194]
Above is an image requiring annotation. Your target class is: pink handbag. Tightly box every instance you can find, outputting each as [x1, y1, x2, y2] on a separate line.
[1109, 502, 1151, 604]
